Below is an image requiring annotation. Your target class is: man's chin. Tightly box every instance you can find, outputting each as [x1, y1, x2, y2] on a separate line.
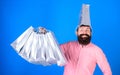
[77, 35, 91, 45]
[81, 37, 89, 40]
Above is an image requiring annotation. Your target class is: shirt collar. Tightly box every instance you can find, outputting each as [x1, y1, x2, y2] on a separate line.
[76, 41, 92, 48]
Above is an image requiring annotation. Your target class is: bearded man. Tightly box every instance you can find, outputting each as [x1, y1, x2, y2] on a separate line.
[60, 4, 112, 75]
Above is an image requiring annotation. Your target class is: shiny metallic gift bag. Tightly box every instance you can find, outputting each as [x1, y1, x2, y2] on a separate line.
[11, 26, 66, 66]
[45, 32, 66, 66]
[43, 33, 57, 64]
[28, 32, 50, 65]
[11, 26, 34, 53]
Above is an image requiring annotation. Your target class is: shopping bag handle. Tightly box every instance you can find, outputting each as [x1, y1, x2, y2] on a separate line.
[34, 27, 47, 34]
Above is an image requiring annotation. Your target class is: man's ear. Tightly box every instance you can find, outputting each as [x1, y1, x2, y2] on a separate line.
[75, 31, 78, 36]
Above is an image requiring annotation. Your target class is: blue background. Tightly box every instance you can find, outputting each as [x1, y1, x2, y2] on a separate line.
[0, 0, 120, 75]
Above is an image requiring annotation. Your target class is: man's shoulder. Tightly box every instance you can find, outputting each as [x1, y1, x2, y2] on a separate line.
[90, 43, 102, 51]
[65, 41, 78, 44]
[61, 41, 78, 46]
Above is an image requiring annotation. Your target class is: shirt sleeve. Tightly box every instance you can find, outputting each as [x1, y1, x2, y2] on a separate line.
[60, 42, 71, 61]
[96, 48, 112, 75]
[60, 43, 68, 54]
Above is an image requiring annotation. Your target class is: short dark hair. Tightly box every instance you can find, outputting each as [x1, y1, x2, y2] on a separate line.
[76, 24, 92, 32]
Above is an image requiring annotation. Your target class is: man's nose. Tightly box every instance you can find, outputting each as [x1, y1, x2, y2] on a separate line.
[83, 31, 87, 34]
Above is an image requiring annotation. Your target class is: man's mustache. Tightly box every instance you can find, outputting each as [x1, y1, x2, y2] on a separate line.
[79, 34, 90, 37]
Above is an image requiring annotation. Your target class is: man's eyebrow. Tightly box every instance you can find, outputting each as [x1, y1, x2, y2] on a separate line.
[86, 27, 90, 29]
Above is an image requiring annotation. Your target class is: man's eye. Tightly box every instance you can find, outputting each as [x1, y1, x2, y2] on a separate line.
[80, 30, 83, 31]
[86, 29, 90, 31]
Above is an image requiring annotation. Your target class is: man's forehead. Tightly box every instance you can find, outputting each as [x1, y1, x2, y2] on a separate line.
[76, 25, 92, 32]
[79, 26, 90, 29]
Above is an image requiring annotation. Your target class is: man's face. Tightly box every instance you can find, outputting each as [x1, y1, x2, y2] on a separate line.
[76, 26, 91, 45]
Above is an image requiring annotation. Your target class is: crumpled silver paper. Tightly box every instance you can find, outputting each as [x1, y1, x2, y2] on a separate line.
[11, 26, 66, 66]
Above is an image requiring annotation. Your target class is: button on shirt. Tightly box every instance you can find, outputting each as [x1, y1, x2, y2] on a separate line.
[60, 41, 112, 75]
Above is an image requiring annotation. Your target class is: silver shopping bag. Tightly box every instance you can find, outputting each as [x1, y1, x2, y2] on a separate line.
[28, 32, 50, 66]
[28, 32, 39, 62]
[11, 26, 34, 53]
[34, 34, 46, 64]
[44, 33, 57, 64]
[33, 33, 50, 66]
[46, 32, 67, 66]
[11, 26, 66, 66]
[19, 31, 35, 61]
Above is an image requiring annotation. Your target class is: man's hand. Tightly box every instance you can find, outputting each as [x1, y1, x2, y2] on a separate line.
[39, 27, 47, 34]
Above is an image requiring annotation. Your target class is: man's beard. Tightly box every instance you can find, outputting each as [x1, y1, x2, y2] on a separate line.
[77, 34, 91, 45]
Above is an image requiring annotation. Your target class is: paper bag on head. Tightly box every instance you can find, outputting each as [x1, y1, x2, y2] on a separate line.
[78, 4, 91, 28]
